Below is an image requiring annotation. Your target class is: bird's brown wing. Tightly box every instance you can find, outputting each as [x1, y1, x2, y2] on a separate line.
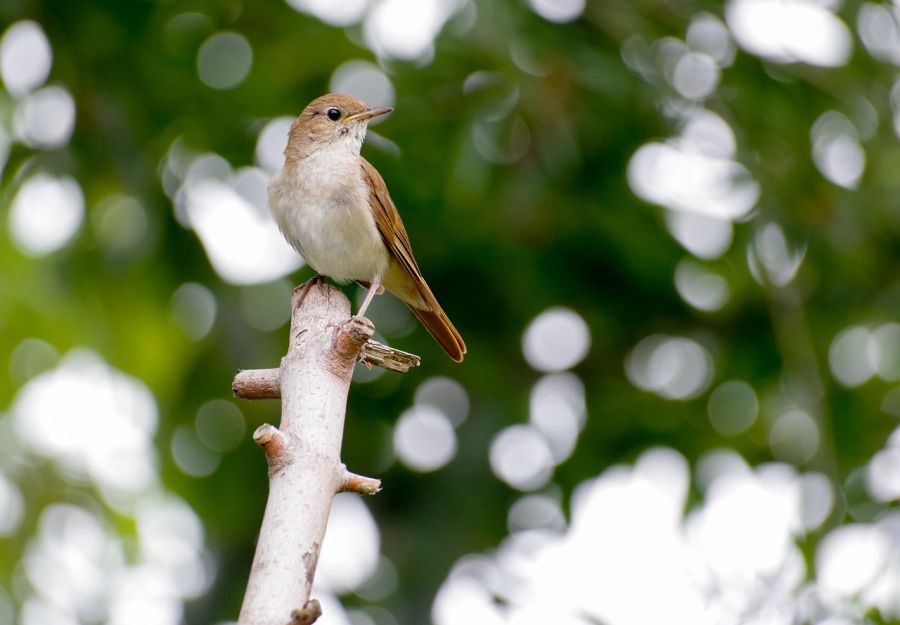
[361, 157, 466, 362]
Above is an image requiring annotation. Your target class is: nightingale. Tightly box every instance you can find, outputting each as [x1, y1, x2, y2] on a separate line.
[268, 93, 466, 362]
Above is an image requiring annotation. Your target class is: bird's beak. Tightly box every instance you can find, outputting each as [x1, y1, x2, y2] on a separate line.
[345, 106, 393, 123]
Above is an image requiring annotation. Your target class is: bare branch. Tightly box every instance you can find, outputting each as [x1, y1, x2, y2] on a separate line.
[232, 336, 420, 401]
[361, 339, 421, 372]
[236, 277, 418, 624]
[339, 467, 382, 495]
[233, 368, 281, 399]
[237, 280, 366, 625]
[253, 424, 291, 474]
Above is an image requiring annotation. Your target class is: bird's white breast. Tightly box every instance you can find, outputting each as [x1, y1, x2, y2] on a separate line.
[268, 147, 389, 283]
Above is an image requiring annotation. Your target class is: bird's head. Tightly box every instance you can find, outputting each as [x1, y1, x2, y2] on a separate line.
[286, 93, 392, 160]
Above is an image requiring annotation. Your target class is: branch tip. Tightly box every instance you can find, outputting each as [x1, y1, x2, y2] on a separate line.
[253, 423, 283, 449]
[347, 315, 375, 341]
[361, 339, 421, 372]
[287, 599, 322, 625]
[334, 316, 375, 360]
[340, 468, 382, 495]
[233, 368, 281, 399]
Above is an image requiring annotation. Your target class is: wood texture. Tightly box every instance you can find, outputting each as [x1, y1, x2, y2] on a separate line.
[237, 281, 371, 625]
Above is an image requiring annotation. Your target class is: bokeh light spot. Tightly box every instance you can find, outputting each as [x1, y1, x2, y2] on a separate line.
[489, 425, 554, 491]
[286, 0, 370, 26]
[527, 0, 584, 24]
[195, 400, 245, 453]
[672, 51, 719, 100]
[626, 335, 714, 400]
[0, 21, 52, 96]
[707, 380, 758, 435]
[695, 449, 751, 492]
[9, 337, 58, 387]
[747, 222, 806, 287]
[868, 447, 900, 501]
[689, 467, 801, 584]
[106, 569, 187, 625]
[769, 410, 819, 465]
[239, 279, 293, 332]
[135, 494, 210, 598]
[316, 493, 380, 594]
[91, 194, 152, 258]
[12, 350, 158, 496]
[522, 307, 590, 372]
[674, 259, 730, 311]
[529, 373, 585, 463]
[255, 116, 294, 173]
[9, 173, 84, 256]
[14, 86, 75, 148]
[196, 32, 252, 90]
[628, 111, 758, 222]
[873, 323, 900, 381]
[859, 3, 900, 66]
[816, 524, 890, 596]
[170, 283, 217, 341]
[811, 111, 865, 189]
[394, 405, 457, 472]
[0, 471, 24, 535]
[686, 13, 735, 66]
[24, 504, 121, 623]
[681, 108, 737, 158]
[799, 472, 833, 531]
[354, 556, 399, 602]
[20, 600, 78, 625]
[725, 0, 852, 67]
[436, 447, 876, 625]
[433, 562, 506, 625]
[181, 163, 303, 284]
[171, 425, 220, 477]
[414, 376, 470, 426]
[665, 212, 733, 260]
[828, 325, 879, 388]
[507, 494, 566, 533]
[364, 0, 463, 61]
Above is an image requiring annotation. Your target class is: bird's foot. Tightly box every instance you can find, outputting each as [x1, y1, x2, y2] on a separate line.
[292, 275, 325, 311]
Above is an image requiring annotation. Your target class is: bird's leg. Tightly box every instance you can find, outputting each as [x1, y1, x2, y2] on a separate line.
[355, 275, 382, 319]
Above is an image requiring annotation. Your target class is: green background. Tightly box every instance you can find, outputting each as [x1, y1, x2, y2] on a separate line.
[2, 1, 899, 624]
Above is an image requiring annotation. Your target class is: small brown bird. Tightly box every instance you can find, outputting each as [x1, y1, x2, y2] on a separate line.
[268, 93, 466, 362]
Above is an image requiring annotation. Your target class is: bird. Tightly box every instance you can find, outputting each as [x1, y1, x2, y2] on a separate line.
[267, 93, 466, 362]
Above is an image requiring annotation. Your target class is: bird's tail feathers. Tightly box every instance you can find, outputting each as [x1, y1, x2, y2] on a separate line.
[406, 299, 466, 362]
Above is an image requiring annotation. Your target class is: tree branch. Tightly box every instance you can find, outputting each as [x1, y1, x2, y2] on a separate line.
[233, 368, 281, 399]
[235, 279, 402, 625]
[232, 339, 420, 400]
[339, 466, 382, 495]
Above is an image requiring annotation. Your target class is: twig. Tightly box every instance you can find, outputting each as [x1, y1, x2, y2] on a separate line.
[233, 368, 281, 399]
[361, 339, 421, 372]
[232, 339, 420, 400]
[287, 600, 321, 625]
[339, 466, 382, 495]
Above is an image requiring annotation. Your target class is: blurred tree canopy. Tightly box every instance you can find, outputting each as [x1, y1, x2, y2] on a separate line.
[2, 0, 900, 624]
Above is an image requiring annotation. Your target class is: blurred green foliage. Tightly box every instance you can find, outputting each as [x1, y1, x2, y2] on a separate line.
[2, 0, 900, 624]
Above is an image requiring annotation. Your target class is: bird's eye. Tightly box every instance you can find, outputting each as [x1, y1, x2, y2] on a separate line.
[326, 108, 341, 121]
